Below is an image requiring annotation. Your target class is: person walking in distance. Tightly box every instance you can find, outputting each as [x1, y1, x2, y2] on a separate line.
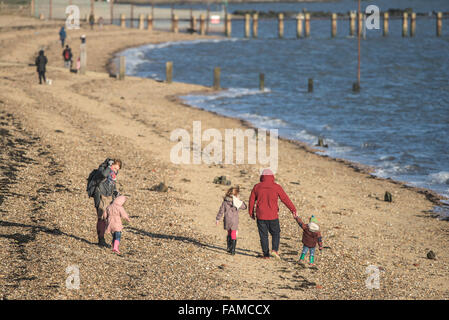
[35, 50, 48, 84]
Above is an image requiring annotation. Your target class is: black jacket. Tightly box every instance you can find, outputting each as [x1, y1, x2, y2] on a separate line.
[62, 48, 72, 61]
[35, 52, 47, 72]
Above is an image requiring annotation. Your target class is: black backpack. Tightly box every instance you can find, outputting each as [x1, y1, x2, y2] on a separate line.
[86, 158, 112, 198]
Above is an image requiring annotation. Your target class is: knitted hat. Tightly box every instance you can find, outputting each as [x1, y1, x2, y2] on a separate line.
[308, 222, 320, 232]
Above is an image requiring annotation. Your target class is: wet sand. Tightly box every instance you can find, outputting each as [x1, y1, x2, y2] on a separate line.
[0, 15, 448, 299]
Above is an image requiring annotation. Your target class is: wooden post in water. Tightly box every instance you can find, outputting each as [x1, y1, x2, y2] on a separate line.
[357, 11, 363, 37]
[305, 13, 310, 37]
[191, 15, 196, 31]
[139, 14, 144, 30]
[119, 56, 125, 80]
[278, 13, 284, 38]
[349, 11, 356, 36]
[244, 13, 250, 38]
[331, 13, 337, 38]
[120, 14, 125, 28]
[296, 13, 304, 38]
[252, 13, 258, 38]
[410, 12, 416, 37]
[147, 14, 153, 31]
[172, 15, 179, 33]
[225, 14, 232, 37]
[402, 12, 408, 37]
[383, 12, 389, 36]
[130, 5, 134, 28]
[166, 62, 173, 83]
[436, 12, 443, 37]
[213, 67, 220, 90]
[308, 78, 313, 93]
[259, 73, 265, 91]
[200, 14, 206, 35]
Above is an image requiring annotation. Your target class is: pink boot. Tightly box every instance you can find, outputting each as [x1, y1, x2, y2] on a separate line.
[112, 240, 120, 254]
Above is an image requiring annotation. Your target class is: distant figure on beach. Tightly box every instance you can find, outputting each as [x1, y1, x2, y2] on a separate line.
[35, 50, 48, 85]
[249, 169, 297, 259]
[62, 45, 73, 69]
[59, 26, 66, 48]
[295, 215, 323, 266]
[216, 186, 247, 255]
[89, 13, 95, 30]
[102, 195, 130, 254]
[86, 158, 122, 247]
[98, 16, 104, 29]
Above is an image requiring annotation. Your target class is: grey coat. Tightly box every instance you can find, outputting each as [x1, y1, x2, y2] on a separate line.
[216, 196, 247, 231]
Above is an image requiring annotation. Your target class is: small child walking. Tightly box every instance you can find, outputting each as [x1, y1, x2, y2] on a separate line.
[216, 186, 247, 255]
[102, 195, 130, 254]
[295, 215, 323, 266]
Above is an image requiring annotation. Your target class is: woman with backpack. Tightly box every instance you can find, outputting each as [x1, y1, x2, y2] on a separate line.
[87, 158, 122, 247]
[62, 45, 73, 69]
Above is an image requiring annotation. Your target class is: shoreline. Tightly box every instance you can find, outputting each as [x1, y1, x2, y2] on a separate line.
[112, 39, 449, 213]
[1, 15, 448, 299]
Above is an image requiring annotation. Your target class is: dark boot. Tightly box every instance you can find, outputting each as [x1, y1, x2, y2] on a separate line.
[230, 239, 237, 255]
[226, 235, 232, 253]
[98, 237, 108, 247]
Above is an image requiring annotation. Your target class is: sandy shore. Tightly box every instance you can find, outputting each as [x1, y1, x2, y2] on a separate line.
[0, 15, 448, 300]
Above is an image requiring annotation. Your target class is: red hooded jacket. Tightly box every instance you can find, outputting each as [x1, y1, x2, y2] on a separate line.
[248, 169, 297, 220]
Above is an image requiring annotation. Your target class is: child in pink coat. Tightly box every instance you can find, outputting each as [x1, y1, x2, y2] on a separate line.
[102, 195, 130, 254]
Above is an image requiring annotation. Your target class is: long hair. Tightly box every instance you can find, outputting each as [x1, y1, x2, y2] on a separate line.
[224, 186, 240, 200]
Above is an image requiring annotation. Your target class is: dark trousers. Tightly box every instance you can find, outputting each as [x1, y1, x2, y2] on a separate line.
[257, 219, 281, 257]
[93, 188, 108, 240]
[38, 71, 46, 84]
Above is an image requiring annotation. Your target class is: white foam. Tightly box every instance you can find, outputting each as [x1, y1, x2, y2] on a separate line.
[118, 38, 243, 76]
[428, 171, 449, 185]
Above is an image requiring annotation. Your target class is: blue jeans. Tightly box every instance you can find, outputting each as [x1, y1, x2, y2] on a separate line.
[112, 231, 122, 242]
[300, 245, 315, 262]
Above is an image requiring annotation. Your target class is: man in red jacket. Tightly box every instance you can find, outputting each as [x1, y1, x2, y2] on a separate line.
[249, 169, 297, 259]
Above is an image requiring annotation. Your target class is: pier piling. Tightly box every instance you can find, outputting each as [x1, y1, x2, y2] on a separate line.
[225, 14, 232, 37]
[308, 78, 313, 92]
[252, 13, 258, 38]
[437, 12, 443, 37]
[278, 13, 284, 38]
[147, 14, 153, 31]
[200, 14, 206, 35]
[213, 67, 220, 90]
[349, 12, 356, 36]
[331, 13, 337, 38]
[296, 13, 304, 38]
[402, 12, 408, 37]
[383, 12, 389, 36]
[120, 14, 125, 28]
[172, 14, 179, 33]
[305, 13, 311, 37]
[166, 62, 173, 83]
[259, 73, 265, 91]
[245, 14, 250, 38]
[138, 14, 144, 30]
[410, 12, 416, 37]
[119, 56, 125, 80]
